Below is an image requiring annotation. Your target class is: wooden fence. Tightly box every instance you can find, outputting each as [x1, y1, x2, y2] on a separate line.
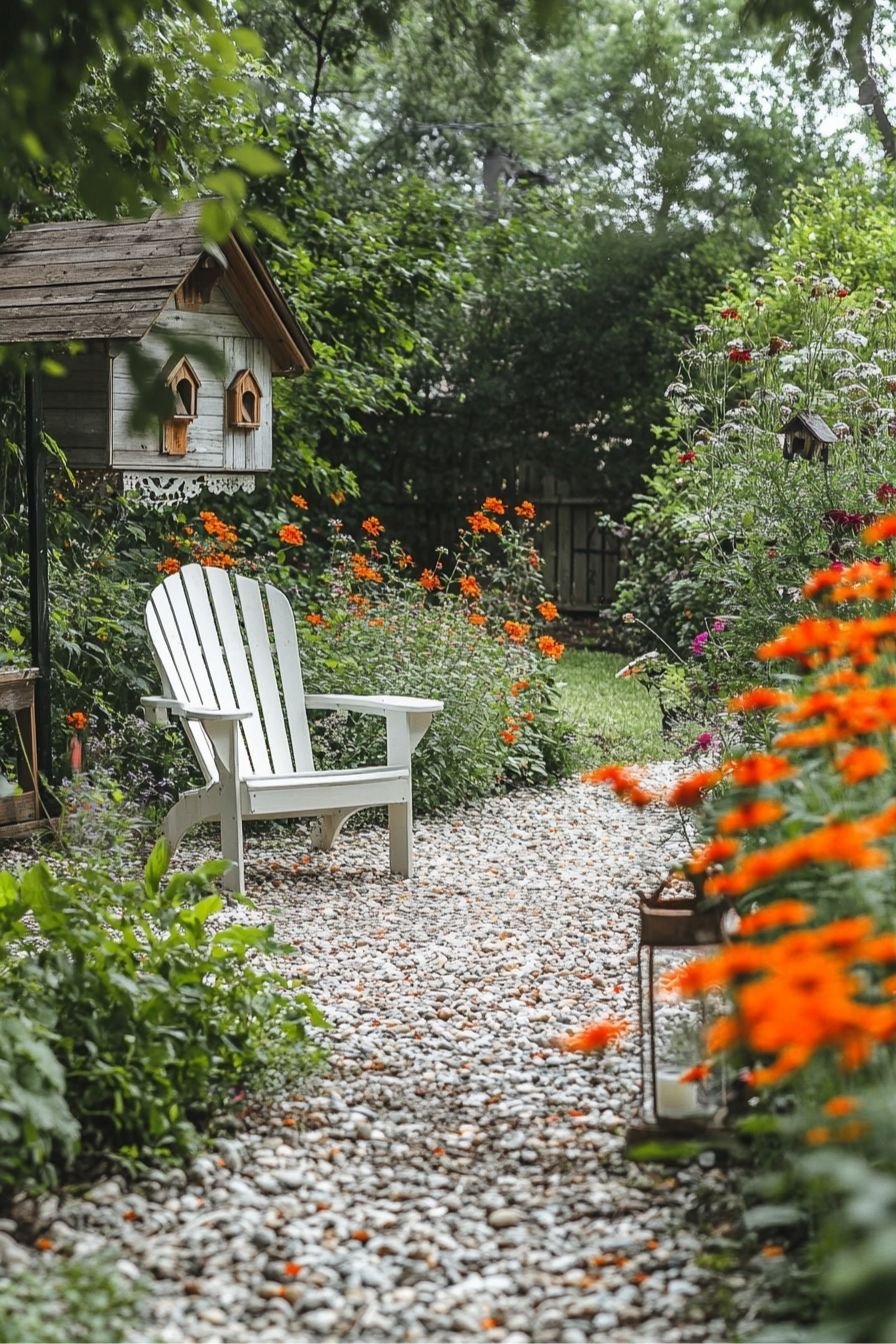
[531, 495, 622, 613]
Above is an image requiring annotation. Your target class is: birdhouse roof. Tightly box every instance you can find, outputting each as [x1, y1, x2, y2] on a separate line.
[782, 411, 837, 443]
[0, 200, 313, 375]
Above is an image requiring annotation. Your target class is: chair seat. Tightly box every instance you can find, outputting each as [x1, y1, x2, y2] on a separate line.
[246, 764, 410, 790]
[243, 764, 411, 817]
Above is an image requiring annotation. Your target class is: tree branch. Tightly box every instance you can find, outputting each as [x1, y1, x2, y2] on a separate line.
[844, 1, 896, 162]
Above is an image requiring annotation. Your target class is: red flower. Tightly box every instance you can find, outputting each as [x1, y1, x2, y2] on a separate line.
[837, 287, 850, 298]
[728, 345, 752, 364]
[877, 483, 896, 503]
[720, 307, 740, 320]
[678, 451, 697, 464]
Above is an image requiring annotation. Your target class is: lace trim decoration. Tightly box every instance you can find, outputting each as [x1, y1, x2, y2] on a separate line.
[121, 473, 256, 507]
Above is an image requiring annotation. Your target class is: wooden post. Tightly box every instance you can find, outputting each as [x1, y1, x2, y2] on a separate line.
[25, 363, 53, 793]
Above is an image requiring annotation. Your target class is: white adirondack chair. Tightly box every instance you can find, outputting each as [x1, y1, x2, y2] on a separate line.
[142, 564, 442, 891]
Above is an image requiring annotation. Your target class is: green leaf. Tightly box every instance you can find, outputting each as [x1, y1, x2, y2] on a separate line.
[144, 839, 170, 895]
[231, 144, 286, 177]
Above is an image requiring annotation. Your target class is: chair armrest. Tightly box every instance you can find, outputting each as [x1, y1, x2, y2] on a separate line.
[304, 694, 444, 717]
[141, 696, 252, 726]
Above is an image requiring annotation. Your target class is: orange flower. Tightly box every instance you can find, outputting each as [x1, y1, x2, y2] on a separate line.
[290, 493, 308, 509]
[823, 1095, 860, 1117]
[837, 745, 888, 784]
[199, 551, 235, 569]
[305, 613, 326, 626]
[467, 511, 501, 534]
[558, 1020, 627, 1053]
[501, 727, 518, 744]
[805, 1126, 832, 1146]
[687, 837, 740, 872]
[199, 510, 238, 545]
[510, 679, 530, 696]
[582, 765, 656, 807]
[419, 569, 442, 592]
[679, 1063, 711, 1083]
[863, 513, 896, 544]
[666, 768, 723, 808]
[536, 635, 565, 660]
[283, 1262, 302, 1276]
[361, 516, 384, 536]
[351, 554, 382, 583]
[157, 557, 181, 575]
[65, 711, 88, 731]
[330, 488, 346, 505]
[482, 496, 505, 514]
[279, 524, 306, 547]
[718, 799, 786, 834]
[737, 900, 812, 936]
[521, 710, 535, 722]
[459, 575, 482, 600]
[537, 600, 559, 622]
[396, 551, 414, 569]
[503, 620, 530, 644]
[729, 753, 794, 788]
[727, 687, 793, 713]
[468, 612, 488, 626]
[515, 500, 536, 519]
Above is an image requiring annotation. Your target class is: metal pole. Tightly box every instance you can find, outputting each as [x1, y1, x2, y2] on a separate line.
[24, 363, 53, 793]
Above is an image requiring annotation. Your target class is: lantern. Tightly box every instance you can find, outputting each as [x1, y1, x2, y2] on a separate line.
[628, 874, 731, 1144]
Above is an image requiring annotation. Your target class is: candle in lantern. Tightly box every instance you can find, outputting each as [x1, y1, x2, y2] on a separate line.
[656, 1072, 705, 1120]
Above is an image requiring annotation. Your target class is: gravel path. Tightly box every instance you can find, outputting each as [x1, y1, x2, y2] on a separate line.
[5, 774, 748, 1342]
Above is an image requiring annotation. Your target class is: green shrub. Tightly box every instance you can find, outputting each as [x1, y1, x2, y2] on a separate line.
[616, 164, 896, 706]
[0, 841, 324, 1189]
[250, 498, 576, 810]
[0, 1254, 139, 1343]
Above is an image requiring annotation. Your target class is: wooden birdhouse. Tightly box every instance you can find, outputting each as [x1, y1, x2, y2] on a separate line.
[227, 368, 262, 431]
[162, 355, 201, 456]
[0, 201, 313, 502]
[781, 411, 837, 465]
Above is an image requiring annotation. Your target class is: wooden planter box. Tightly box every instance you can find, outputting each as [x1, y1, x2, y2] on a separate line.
[0, 668, 42, 840]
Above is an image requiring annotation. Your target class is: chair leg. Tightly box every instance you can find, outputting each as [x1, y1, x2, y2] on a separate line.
[388, 800, 413, 878]
[310, 808, 355, 853]
[162, 787, 217, 856]
[219, 787, 245, 893]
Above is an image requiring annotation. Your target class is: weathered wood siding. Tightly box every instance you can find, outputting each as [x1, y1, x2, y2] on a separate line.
[110, 287, 272, 474]
[43, 349, 111, 467]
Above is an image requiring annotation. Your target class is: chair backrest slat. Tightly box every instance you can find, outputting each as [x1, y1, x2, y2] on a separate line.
[145, 589, 217, 783]
[202, 568, 272, 776]
[235, 574, 293, 776]
[266, 581, 314, 772]
[146, 564, 317, 783]
[163, 569, 220, 710]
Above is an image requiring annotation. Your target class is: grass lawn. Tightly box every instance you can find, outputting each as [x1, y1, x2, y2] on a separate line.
[557, 649, 668, 767]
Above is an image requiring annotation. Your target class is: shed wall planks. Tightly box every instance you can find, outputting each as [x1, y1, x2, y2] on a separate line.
[42, 349, 110, 465]
[109, 294, 272, 473]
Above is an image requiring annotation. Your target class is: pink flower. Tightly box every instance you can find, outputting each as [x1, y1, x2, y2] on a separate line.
[691, 631, 710, 656]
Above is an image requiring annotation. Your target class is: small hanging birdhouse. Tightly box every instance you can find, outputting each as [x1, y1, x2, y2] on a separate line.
[161, 356, 201, 456]
[227, 368, 262, 431]
[782, 412, 837, 464]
